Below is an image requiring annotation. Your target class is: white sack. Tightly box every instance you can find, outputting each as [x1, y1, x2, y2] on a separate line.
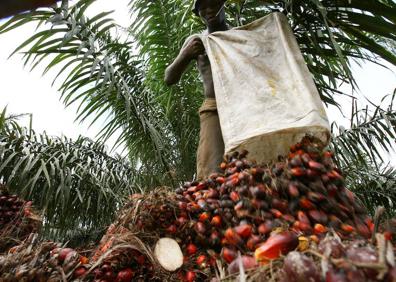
[200, 12, 330, 164]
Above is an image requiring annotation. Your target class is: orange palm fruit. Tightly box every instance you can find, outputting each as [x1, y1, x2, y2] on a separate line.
[224, 228, 242, 245]
[211, 215, 222, 227]
[234, 224, 253, 238]
[313, 224, 327, 234]
[222, 247, 237, 264]
[254, 231, 298, 262]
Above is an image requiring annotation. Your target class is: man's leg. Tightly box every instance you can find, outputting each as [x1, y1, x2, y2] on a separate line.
[196, 98, 225, 180]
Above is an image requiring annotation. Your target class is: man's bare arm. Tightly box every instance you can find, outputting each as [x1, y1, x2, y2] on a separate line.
[164, 37, 205, 85]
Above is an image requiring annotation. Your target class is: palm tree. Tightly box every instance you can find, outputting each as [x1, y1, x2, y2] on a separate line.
[0, 0, 395, 239]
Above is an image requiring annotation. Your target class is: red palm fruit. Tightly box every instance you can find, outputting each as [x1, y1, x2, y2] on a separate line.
[196, 255, 207, 268]
[314, 224, 327, 234]
[384, 231, 393, 241]
[206, 189, 219, 199]
[327, 184, 338, 197]
[308, 210, 324, 223]
[321, 174, 330, 183]
[272, 199, 288, 212]
[258, 221, 273, 235]
[327, 170, 343, 181]
[186, 244, 197, 256]
[137, 255, 145, 265]
[222, 248, 237, 264]
[195, 222, 206, 234]
[199, 212, 210, 222]
[297, 211, 311, 225]
[196, 182, 206, 191]
[73, 266, 87, 278]
[115, 268, 134, 282]
[326, 270, 347, 282]
[230, 191, 240, 202]
[307, 169, 320, 178]
[166, 225, 177, 234]
[220, 162, 227, 170]
[224, 228, 242, 245]
[299, 198, 315, 209]
[210, 231, 221, 246]
[58, 248, 75, 262]
[251, 199, 268, 210]
[328, 215, 342, 229]
[104, 271, 115, 280]
[187, 186, 197, 193]
[193, 192, 202, 200]
[247, 235, 262, 251]
[254, 231, 298, 262]
[345, 189, 355, 203]
[324, 151, 333, 158]
[270, 209, 283, 218]
[185, 271, 196, 282]
[197, 199, 207, 210]
[307, 192, 325, 202]
[282, 214, 295, 223]
[283, 252, 321, 282]
[235, 224, 253, 238]
[289, 155, 303, 167]
[187, 202, 200, 212]
[216, 176, 225, 184]
[355, 223, 371, 238]
[178, 201, 187, 210]
[228, 256, 258, 274]
[177, 216, 188, 226]
[365, 218, 375, 233]
[293, 221, 313, 234]
[290, 167, 306, 177]
[288, 183, 300, 198]
[341, 224, 355, 233]
[301, 153, 311, 164]
[308, 161, 325, 172]
[211, 215, 222, 227]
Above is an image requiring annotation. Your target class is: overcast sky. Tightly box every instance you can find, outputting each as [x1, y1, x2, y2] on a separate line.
[0, 0, 395, 164]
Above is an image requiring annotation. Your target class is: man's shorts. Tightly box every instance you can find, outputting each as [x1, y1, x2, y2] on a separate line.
[196, 98, 224, 180]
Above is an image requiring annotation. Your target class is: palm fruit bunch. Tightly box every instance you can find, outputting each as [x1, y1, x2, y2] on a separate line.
[0, 232, 90, 282]
[88, 191, 179, 281]
[89, 236, 156, 282]
[0, 184, 41, 252]
[278, 232, 396, 282]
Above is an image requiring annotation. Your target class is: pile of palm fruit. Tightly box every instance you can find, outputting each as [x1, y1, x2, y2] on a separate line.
[0, 136, 395, 281]
[0, 184, 41, 253]
[86, 136, 396, 281]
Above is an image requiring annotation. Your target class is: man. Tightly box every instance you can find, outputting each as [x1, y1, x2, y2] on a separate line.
[164, 0, 227, 180]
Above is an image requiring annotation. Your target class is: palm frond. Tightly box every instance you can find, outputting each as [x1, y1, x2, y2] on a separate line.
[0, 0, 179, 187]
[0, 118, 137, 239]
[330, 90, 396, 168]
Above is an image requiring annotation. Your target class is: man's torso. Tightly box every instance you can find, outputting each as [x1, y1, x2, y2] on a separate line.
[197, 54, 215, 98]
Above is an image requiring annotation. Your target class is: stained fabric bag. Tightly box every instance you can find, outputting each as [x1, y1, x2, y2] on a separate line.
[200, 12, 330, 164]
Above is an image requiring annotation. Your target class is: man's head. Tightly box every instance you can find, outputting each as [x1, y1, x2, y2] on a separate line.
[193, 0, 226, 27]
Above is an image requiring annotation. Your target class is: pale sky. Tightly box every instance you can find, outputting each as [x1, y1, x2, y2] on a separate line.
[0, 0, 395, 164]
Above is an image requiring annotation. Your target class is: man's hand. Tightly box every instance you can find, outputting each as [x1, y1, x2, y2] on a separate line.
[181, 38, 205, 61]
[164, 37, 205, 85]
